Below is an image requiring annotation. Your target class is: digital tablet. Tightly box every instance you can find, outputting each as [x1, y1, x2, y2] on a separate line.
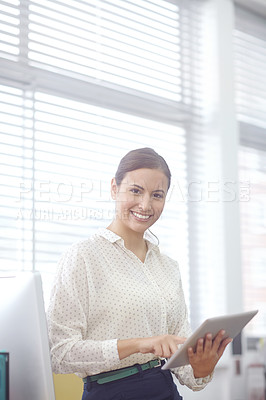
[162, 309, 258, 370]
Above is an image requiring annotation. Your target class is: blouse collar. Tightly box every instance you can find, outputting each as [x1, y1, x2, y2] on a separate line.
[97, 228, 159, 252]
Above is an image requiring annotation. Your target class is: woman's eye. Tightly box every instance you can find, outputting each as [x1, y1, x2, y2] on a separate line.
[130, 188, 141, 194]
[153, 193, 164, 199]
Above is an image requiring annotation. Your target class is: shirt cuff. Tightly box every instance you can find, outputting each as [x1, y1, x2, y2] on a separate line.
[193, 371, 214, 387]
[102, 339, 120, 370]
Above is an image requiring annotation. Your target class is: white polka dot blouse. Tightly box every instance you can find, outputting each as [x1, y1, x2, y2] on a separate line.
[47, 228, 212, 390]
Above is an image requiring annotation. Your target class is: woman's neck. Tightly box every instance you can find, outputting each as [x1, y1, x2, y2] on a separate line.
[107, 220, 147, 257]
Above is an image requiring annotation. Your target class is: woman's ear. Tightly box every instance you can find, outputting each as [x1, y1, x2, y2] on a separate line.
[110, 177, 118, 200]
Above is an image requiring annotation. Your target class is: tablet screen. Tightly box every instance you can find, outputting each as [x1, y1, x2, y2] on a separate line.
[162, 309, 258, 369]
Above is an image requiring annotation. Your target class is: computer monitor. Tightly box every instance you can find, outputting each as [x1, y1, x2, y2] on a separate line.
[0, 272, 55, 400]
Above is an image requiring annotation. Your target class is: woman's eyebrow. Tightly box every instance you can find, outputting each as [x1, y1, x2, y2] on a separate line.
[153, 189, 165, 194]
[129, 184, 144, 190]
[129, 184, 165, 194]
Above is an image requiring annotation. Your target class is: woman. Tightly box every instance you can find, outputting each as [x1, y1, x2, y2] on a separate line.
[47, 148, 231, 400]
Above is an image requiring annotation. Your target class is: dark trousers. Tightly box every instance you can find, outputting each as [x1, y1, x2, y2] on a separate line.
[82, 365, 183, 400]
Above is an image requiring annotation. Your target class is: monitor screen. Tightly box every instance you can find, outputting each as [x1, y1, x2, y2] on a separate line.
[0, 272, 55, 400]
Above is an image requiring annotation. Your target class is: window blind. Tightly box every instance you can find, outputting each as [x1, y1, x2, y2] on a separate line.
[234, 4, 266, 335]
[0, 0, 205, 313]
[1, 0, 204, 109]
[0, 83, 33, 270]
[0, 83, 189, 306]
[27, 0, 182, 101]
[239, 145, 266, 336]
[0, 0, 20, 60]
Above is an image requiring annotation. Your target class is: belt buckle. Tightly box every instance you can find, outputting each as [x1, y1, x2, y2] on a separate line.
[154, 359, 161, 368]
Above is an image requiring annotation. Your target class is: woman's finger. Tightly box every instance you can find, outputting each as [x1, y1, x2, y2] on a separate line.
[217, 337, 233, 358]
[174, 336, 187, 345]
[196, 338, 204, 355]
[161, 342, 171, 358]
[153, 343, 162, 357]
[204, 333, 213, 352]
[187, 346, 194, 360]
[167, 341, 177, 357]
[212, 330, 225, 352]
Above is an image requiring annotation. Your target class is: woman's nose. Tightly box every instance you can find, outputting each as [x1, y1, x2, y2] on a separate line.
[139, 194, 152, 211]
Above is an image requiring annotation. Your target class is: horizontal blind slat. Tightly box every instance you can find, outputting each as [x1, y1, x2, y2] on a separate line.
[236, 5, 266, 335]
[0, 0, 204, 318]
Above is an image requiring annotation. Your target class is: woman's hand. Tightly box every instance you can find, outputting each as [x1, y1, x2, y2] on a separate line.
[117, 335, 186, 360]
[138, 335, 187, 359]
[187, 330, 232, 378]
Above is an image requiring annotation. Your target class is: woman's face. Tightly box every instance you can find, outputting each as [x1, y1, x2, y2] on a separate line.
[111, 168, 169, 235]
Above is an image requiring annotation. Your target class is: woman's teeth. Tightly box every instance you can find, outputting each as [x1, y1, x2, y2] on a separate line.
[132, 211, 150, 220]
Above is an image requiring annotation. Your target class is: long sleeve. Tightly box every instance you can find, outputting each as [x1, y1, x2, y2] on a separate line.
[47, 231, 180, 378]
[47, 228, 214, 388]
[47, 246, 121, 377]
[170, 280, 213, 391]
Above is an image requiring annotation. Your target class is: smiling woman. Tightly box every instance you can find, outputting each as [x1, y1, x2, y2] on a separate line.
[104, 148, 172, 262]
[47, 148, 231, 400]
[109, 168, 168, 238]
[108, 167, 168, 263]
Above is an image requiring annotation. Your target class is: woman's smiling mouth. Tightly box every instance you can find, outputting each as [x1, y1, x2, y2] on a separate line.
[130, 211, 152, 221]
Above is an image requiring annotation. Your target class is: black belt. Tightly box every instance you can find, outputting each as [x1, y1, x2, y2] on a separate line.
[83, 359, 163, 385]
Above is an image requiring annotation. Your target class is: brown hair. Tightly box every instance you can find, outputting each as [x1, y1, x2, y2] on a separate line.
[115, 147, 171, 190]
